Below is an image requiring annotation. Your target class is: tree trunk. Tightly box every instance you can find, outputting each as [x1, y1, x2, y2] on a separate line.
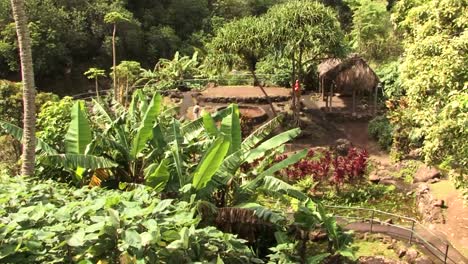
[291, 53, 296, 113]
[95, 77, 100, 98]
[352, 87, 356, 115]
[374, 85, 378, 116]
[252, 71, 277, 117]
[11, 0, 36, 176]
[296, 46, 303, 112]
[112, 23, 117, 100]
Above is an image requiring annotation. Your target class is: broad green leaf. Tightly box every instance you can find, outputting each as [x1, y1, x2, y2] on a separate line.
[217, 255, 224, 264]
[0, 120, 57, 155]
[307, 253, 331, 264]
[181, 106, 232, 140]
[68, 230, 85, 247]
[193, 136, 231, 190]
[245, 128, 301, 163]
[144, 159, 170, 190]
[170, 119, 185, 186]
[221, 104, 241, 154]
[65, 101, 92, 154]
[124, 229, 142, 249]
[237, 203, 285, 225]
[262, 176, 308, 201]
[130, 93, 162, 159]
[241, 114, 283, 152]
[41, 154, 117, 170]
[202, 111, 218, 136]
[261, 149, 307, 177]
[152, 123, 167, 149]
[242, 149, 307, 191]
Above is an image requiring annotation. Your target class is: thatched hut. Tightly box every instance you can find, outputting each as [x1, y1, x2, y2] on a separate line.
[318, 54, 380, 113]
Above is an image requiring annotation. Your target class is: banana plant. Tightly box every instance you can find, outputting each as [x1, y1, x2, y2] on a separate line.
[0, 100, 117, 184]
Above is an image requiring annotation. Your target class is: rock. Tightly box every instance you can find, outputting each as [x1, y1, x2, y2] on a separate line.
[404, 248, 419, 262]
[398, 247, 407, 258]
[384, 218, 394, 225]
[414, 165, 441, 183]
[334, 138, 352, 156]
[433, 199, 445, 207]
[414, 256, 433, 264]
[369, 172, 382, 183]
[428, 178, 440, 184]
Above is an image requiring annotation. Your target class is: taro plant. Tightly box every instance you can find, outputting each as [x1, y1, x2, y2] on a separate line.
[0, 174, 261, 263]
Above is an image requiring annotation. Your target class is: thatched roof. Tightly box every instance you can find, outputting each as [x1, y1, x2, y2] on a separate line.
[317, 58, 341, 77]
[318, 55, 379, 92]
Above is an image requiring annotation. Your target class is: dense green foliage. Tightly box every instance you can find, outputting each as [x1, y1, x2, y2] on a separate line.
[0, 175, 260, 263]
[345, 0, 401, 62]
[388, 0, 467, 178]
[0, 0, 286, 82]
[36, 97, 73, 152]
[0, 80, 58, 127]
[368, 116, 393, 150]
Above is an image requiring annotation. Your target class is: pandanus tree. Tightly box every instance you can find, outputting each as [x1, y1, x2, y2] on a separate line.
[10, 0, 36, 176]
[209, 16, 277, 116]
[265, 0, 346, 114]
[83, 68, 106, 98]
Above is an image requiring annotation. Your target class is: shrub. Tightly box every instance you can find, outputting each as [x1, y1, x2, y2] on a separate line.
[277, 147, 369, 189]
[36, 97, 74, 152]
[368, 115, 393, 150]
[0, 175, 259, 263]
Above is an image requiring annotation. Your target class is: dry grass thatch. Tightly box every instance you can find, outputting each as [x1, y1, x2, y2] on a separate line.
[318, 54, 379, 93]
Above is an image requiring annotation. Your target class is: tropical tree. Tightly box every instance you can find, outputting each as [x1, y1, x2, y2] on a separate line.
[265, 0, 346, 113]
[208, 16, 277, 116]
[104, 11, 132, 100]
[389, 0, 468, 185]
[111, 60, 141, 104]
[345, 0, 401, 61]
[83, 68, 106, 98]
[10, 0, 36, 176]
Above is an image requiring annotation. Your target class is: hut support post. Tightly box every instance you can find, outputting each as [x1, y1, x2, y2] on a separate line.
[374, 85, 378, 116]
[321, 77, 325, 100]
[329, 83, 334, 112]
[352, 87, 356, 115]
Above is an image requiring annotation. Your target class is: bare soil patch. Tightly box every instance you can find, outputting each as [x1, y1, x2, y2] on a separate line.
[202, 86, 291, 98]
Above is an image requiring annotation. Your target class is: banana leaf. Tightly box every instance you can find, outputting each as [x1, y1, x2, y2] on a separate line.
[241, 114, 284, 152]
[193, 136, 231, 190]
[129, 93, 162, 160]
[144, 158, 170, 191]
[244, 128, 300, 163]
[41, 154, 117, 170]
[0, 120, 57, 155]
[220, 104, 241, 155]
[65, 101, 92, 154]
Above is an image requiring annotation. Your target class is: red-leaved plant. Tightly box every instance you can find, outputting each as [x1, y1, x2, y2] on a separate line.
[277, 147, 369, 191]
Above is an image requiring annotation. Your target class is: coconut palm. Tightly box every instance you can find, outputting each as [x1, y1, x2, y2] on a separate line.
[10, 0, 36, 176]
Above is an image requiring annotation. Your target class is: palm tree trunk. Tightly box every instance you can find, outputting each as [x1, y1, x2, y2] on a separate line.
[112, 23, 117, 100]
[11, 0, 36, 176]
